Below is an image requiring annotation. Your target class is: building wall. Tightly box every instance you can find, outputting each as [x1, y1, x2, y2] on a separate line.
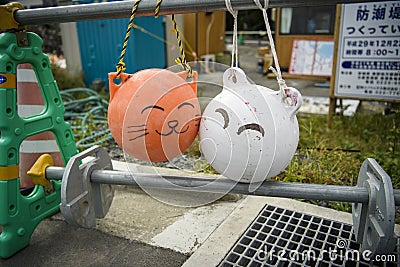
[76, 16, 166, 86]
[183, 12, 226, 61]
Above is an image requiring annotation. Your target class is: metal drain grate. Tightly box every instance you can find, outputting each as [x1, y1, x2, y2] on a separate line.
[219, 205, 399, 267]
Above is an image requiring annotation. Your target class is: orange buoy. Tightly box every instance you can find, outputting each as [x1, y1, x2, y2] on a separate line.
[108, 69, 200, 162]
[17, 64, 64, 188]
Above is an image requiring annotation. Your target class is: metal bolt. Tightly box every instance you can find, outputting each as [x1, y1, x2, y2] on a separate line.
[18, 38, 28, 46]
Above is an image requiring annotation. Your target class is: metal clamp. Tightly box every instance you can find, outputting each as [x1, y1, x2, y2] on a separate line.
[352, 158, 396, 256]
[60, 145, 114, 228]
[0, 2, 24, 31]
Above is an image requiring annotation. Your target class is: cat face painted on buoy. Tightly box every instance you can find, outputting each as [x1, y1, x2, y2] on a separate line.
[126, 102, 197, 140]
[199, 67, 302, 184]
[108, 69, 200, 162]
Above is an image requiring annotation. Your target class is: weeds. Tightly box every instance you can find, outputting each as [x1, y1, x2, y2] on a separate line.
[273, 110, 400, 214]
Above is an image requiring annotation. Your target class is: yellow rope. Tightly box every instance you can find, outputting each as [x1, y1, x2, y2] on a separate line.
[156, 1, 193, 76]
[171, 14, 193, 78]
[181, 35, 196, 60]
[133, 22, 210, 71]
[134, 22, 199, 63]
[116, 0, 142, 79]
[155, 1, 195, 60]
[116, 0, 193, 79]
[155, 0, 163, 18]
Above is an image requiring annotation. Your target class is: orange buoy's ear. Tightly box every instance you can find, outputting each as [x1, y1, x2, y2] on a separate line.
[108, 72, 131, 102]
[190, 71, 198, 94]
[176, 71, 198, 95]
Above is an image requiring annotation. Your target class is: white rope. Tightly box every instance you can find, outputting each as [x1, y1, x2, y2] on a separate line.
[253, 0, 287, 93]
[225, 0, 238, 68]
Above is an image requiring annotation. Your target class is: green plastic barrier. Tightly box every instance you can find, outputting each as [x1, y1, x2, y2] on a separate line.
[0, 32, 78, 258]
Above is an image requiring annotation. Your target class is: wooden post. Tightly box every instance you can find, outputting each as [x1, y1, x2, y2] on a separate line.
[328, 4, 342, 127]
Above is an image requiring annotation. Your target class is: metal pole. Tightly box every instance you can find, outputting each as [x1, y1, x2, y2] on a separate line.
[14, 0, 386, 26]
[46, 167, 400, 205]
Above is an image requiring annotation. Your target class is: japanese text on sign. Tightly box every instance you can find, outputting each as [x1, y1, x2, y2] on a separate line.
[335, 1, 400, 100]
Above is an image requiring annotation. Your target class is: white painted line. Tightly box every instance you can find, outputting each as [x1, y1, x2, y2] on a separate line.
[20, 140, 60, 153]
[151, 201, 241, 255]
[183, 196, 270, 267]
[17, 68, 38, 83]
[17, 105, 44, 117]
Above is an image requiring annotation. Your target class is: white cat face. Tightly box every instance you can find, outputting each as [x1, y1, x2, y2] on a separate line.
[199, 68, 301, 184]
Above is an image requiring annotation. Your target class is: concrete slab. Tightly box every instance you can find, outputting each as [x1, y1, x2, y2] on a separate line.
[96, 187, 192, 243]
[94, 160, 244, 252]
[151, 200, 242, 254]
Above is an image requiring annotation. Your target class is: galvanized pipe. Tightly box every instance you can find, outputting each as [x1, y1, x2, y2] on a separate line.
[15, 0, 386, 26]
[46, 166, 400, 205]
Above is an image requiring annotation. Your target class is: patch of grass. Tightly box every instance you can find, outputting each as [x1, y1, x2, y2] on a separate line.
[273, 110, 400, 214]
[276, 147, 360, 186]
[293, 111, 400, 186]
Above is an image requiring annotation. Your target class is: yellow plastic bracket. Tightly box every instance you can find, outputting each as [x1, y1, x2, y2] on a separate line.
[0, 165, 19, 180]
[27, 154, 55, 194]
[0, 2, 24, 31]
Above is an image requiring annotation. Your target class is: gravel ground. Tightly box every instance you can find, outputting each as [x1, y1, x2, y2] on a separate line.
[106, 139, 208, 172]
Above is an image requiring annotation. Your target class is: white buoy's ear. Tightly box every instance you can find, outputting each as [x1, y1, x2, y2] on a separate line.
[283, 87, 303, 118]
[223, 67, 251, 92]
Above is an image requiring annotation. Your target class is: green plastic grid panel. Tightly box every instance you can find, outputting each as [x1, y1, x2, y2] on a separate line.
[219, 205, 399, 267]
[0, 31, 78, 258]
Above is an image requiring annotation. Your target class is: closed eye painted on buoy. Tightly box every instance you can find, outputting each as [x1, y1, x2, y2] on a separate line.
[237, 123, 265, 137]
[215, 108, 229, 129]
[141, 105, 164, 114]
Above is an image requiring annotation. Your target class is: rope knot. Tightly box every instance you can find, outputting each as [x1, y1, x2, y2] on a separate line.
[116, 61, 126, 79]
[171, 14, 193, 78]
[115, 0, 142, 79]
[175, 57, 193, 78]
[277, 78, 287, 91]
[269, 66, 287, 92]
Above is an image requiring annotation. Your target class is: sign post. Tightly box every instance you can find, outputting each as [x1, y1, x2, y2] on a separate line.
[329, 1, 400, 125]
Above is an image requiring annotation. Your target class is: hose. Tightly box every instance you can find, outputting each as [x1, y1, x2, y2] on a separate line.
[60, 88, 113, 150]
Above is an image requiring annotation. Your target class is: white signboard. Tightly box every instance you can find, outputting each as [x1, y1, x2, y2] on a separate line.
[289, 40, 334, 76]
[335, 1, 400, 100]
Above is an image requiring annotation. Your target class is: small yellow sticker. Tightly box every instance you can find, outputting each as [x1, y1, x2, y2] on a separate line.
[0, 73, 16, 88]
[0, 165, 19, 180]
